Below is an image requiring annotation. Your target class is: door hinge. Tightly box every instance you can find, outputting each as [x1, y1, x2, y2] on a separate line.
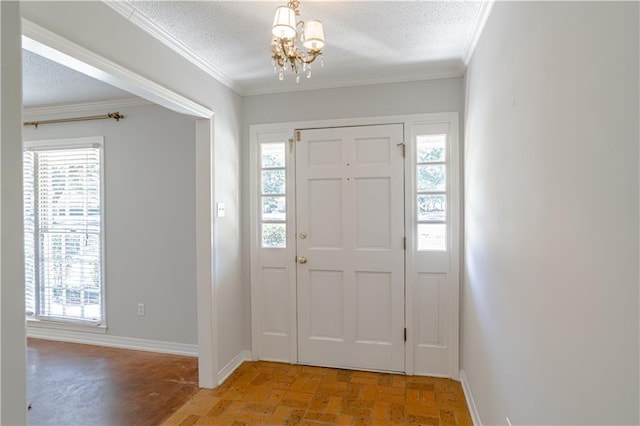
[397, 142, 406, 157]
[296, 130, 301, 141]
[404, 328, 407, 342]
[403, 236, 406, 250]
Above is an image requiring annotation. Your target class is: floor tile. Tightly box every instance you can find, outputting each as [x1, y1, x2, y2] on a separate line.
[163, 361, 472, 426]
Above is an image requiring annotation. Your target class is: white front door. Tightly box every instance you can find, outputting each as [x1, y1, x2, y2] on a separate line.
[295, 124, 405, 372]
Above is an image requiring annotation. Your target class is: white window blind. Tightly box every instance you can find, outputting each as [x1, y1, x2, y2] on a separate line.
[24, 137, 104, 324]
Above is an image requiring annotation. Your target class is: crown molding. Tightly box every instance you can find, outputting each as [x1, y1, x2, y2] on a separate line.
[24, 98, 152, 118]
[103, 0, 242, 95]
[103, 0, 487, 97]
[462, 0, 495, 65]
[22, 19, 213, 118]
[242, 66, 466, 97]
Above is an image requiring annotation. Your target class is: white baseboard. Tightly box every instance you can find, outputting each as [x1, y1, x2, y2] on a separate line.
[460, 370, 482, 426]
[27, 326, 198, 357]
[217, 350, 252, 385]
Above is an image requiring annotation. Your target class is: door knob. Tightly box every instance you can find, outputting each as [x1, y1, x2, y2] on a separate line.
[297, 256, 308, 264]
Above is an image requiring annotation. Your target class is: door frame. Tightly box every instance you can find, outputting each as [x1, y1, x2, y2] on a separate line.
[250, 112, 460, 378]
[21, 19, 219, 389]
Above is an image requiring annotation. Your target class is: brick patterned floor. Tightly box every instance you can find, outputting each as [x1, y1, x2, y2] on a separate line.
[163, 361, 472, 425]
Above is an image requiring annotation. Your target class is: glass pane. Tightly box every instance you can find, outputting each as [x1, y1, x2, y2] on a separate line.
[261, 143, 285, 168]
[417, 135, 446, 163]
[417, 194, 446, 222]
[39, 232, 102, 321]
[262, 170, 285, 194]
[262, 223, 286, 248]
[417, 164, 446, 192]
[417, 223, 447, 251]
[262, 196, 286, 221]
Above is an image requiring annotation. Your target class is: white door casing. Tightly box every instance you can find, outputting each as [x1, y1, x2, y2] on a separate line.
[250, 113, 460, 379]
[295, 124, 405, 372]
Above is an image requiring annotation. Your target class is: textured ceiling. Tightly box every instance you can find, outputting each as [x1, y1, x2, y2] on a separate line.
[23, 50, 135, 108]
[22, 1, 489, 106]
[125, 1, 487, 94]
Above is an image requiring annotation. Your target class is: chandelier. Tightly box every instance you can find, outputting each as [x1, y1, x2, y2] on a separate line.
[270, 0, 325, 83]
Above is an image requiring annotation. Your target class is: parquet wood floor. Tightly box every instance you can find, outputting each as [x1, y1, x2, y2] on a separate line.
[163, 361, 472, 426]
[27, 338, 199, 426]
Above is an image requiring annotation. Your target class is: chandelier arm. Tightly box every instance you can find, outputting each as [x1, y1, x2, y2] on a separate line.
[274, 54, 286, 68]
[299, 50, 321, 64]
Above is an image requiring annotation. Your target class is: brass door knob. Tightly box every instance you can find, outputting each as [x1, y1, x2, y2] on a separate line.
[297, 256, 308, 264]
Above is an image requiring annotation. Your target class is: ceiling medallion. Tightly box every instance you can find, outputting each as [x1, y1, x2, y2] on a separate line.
[270, 0, 325, 83]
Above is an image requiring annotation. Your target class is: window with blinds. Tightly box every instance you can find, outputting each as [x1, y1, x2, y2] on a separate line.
[23, 137, 105, 324]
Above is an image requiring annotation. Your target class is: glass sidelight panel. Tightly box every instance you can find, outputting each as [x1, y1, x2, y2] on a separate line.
[417, 164, 446, 192]
[262, 169, 286, 194]
[262, 223, 286, 248]
[417, 223, 446, 251]
[262, 196, 286, 221]
[260, 142, 287, 248]
[416, 133, 448, 252]
[417, 135, 446, 163]
[417, 194, 446, 222]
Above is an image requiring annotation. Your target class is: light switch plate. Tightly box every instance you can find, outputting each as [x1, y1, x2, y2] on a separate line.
[216, 202, 226, 217]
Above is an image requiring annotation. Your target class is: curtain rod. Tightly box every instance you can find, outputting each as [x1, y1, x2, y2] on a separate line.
[24, 111, 125, 129]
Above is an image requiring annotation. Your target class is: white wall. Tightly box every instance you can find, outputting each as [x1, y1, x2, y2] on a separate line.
[21, 1, 246, 376]
[1, 2, 27, 424]
[463, 2, 639, 424]
[23, 104, 197, 344]
[19, 2, 463, 380]
[244, 78, 463, 125]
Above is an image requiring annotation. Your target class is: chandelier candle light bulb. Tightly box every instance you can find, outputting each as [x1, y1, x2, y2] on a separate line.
[270, 0, 325, 81]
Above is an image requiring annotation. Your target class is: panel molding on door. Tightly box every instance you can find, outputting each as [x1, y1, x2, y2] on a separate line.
[250, 113, 460, 379]
[407, 119, 460, 378]
[296, 124, 405, 373]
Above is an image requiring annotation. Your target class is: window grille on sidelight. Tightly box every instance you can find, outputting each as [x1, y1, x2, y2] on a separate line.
[416, 134, 448, 251]
[260, 142, 287, 248]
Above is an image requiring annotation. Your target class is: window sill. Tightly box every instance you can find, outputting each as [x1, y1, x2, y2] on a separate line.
[26, 318, 107, 334]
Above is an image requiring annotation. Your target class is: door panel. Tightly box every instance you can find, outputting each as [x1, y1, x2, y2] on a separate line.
[296, 124, 405, 372]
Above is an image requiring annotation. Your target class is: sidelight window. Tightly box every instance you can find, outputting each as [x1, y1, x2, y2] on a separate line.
[260, 142, 287, 248]
[416, 134, 447, 251]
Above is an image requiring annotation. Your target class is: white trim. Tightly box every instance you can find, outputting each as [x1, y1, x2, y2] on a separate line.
[217, 350, 252, 385]
[250, 126, 298, 364]
[103, 1, 240, 95]
[460, 370, 482, 426]
[23, 136, 107, 328]
[27, 327, 198, 357]
[19, 18, 217, 394]
[24, 98, 151, 118]
[462, 0, 495, 65]
[195, 118, 217, 388]
[250, 113, 461, 378]
[27, 319, 107, 334]
[21, 19, 213, 119]
[242, 65, 466, 97]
